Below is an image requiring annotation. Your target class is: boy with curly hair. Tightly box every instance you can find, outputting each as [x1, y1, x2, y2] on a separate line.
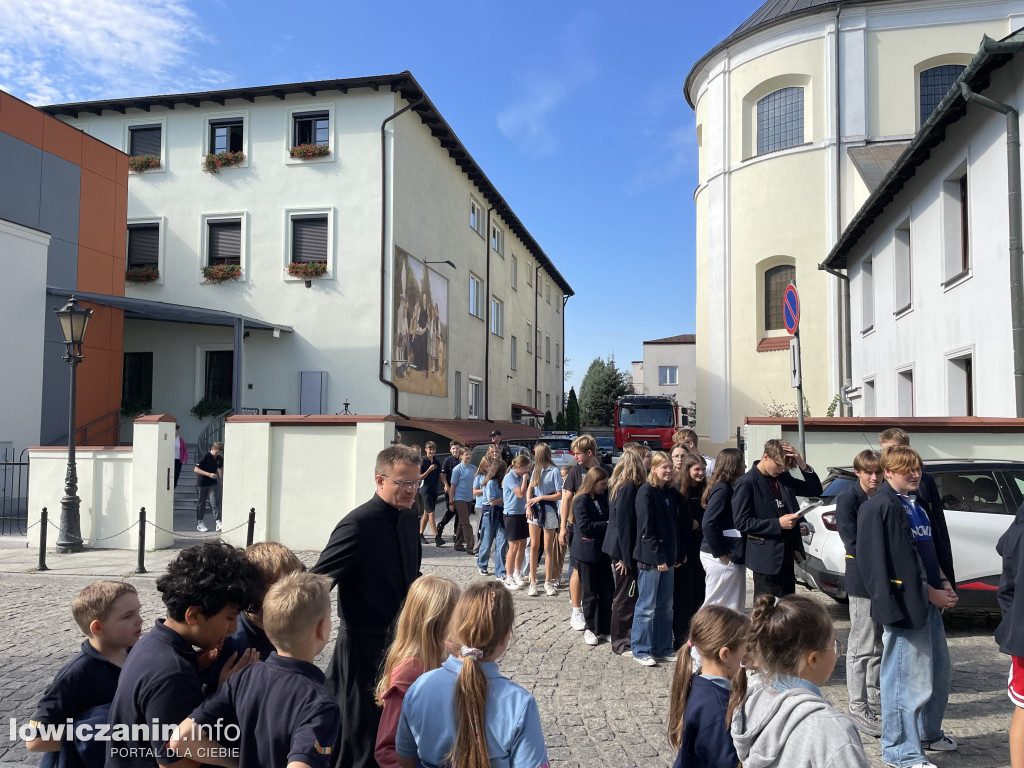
[106, 542, 263, 768]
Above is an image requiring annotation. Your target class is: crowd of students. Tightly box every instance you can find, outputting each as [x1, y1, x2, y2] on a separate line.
[22, 427, 1024, 768]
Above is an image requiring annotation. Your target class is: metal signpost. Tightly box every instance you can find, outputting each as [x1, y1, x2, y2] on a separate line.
[784, 283, 805, 457]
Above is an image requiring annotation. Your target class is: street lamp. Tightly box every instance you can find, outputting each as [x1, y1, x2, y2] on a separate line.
[53, 296, 92, 553]
[424, 259, 457, 269]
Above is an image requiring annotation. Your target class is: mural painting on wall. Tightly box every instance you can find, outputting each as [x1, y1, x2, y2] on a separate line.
[393, 250, 448, 397]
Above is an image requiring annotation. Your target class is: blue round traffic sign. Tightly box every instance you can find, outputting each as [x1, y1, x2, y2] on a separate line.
[783, 283, 800, 335]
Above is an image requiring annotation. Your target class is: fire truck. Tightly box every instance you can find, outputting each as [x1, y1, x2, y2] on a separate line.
[613, 395, 683, 451]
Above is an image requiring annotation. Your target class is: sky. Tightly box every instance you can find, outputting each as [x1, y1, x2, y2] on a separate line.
[0, 0, 766, 396]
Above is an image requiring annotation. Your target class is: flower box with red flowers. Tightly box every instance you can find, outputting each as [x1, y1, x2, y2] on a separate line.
[125, 266, 159, 283]
[201, 264, 242, 284]
[203, 151, 246, 174]
[286, 261, 328, 279]
[128, 154, 161, 173]
[289, 143, 331, 159]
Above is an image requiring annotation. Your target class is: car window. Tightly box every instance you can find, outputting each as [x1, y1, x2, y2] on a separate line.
[999, 469, 1024, 510]
[595, 438, 615, 449]
[540, 440, 573, 451]
[932, 471, 1009, 514]
[819, 476, 856, 500]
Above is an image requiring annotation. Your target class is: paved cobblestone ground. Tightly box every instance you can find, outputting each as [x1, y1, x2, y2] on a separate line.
[0, 540, 1013, 767]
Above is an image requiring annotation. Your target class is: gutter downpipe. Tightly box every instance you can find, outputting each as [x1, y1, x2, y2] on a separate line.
[534, 264, 540, 418]
[562, 293, 568, 414]
[833, 3, 852, 413]
[379, 95, 424, 419]
[484, 206, 495, 422]
[961, 82, 1024, 416]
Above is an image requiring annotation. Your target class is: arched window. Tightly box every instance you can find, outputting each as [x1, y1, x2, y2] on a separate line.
[757, 87, 804, 155]
[919, 65, 966, 126]
[764, 265, 795, 330]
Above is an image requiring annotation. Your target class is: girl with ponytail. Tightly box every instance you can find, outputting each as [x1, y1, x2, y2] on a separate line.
[394, 582, 549, 768]
[667, 605, 749, 768]
[729, 594, 869, 768]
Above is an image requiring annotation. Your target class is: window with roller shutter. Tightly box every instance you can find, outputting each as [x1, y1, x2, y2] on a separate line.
[207, 219, 241, 266]
[129, 124, 161, 157]
[127, 223, 159, 268]
[291, 215, 328, 263]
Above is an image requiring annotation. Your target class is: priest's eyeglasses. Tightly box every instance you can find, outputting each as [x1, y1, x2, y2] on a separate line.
[382, 476, 418, 491]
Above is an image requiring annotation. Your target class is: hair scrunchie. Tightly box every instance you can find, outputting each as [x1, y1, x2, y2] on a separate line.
[461, 646, 484, 661]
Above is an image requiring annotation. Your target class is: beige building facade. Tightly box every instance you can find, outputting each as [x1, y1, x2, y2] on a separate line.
[685, 0, 1023, 451]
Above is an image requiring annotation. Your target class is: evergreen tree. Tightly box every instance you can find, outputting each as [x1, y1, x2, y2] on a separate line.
[578, 356, 632, 427]
[554, 411, 566, 430]
[543, 410, 555, 430]
[565, 387, 581, 431]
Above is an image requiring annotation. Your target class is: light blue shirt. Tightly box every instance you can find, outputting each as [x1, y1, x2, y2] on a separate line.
[396, 655, 549, 768]
[536, 466, 563, 497]
[772, 673, 823, 697]
[485, 479, 502, 507]
[474, 475, 486, 509]
[450, 463, 478, 503]
[503, 470, 527, 515]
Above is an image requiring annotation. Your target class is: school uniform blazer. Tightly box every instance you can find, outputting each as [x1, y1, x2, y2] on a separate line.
[857, 481, 951, 630]
[633, 483, 684, 567]
[571, 493, 610, 563]
[311, 493, 422, 635]
[732, 464, 822, 576]
[835, 484, 870, 598]
[995, 503, 1024, 656]
[921, 471, 957, 588]
[603, 481, 639, 570]
[700, 482, 745, 564]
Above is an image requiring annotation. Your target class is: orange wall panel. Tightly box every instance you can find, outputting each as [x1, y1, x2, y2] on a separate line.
[42, 118, 84, 165]
[0, 91, 44, 148]
[77, 246, 114, 295]
[80, 135, 119, 182]
[78, 170, 116, 254]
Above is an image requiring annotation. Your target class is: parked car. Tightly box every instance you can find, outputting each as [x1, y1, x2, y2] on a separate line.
[595, 437, 616, 464]
[469, 443, 533, 468]
[535, 437, 575, 468]
[795, 459, 1024, 609]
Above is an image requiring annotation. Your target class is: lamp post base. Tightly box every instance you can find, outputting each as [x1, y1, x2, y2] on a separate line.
[56, 492, 84, 554]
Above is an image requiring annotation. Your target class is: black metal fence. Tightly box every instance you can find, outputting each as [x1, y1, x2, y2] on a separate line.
[0, 446, 29, 535]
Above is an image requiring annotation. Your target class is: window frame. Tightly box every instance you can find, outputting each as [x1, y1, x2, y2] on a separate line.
[121, 351, 154, 410]
[123, 117, 167, 173]
[203, 110, 249, 169]
[511, 255, 518, 291]
[470, 198, 484, 236]
[756, 86, 805, 156]
[491, 224, 504, 257]
[126, 218, 165, 284]
[658, 366, 678, 386]
[199, 212, 247, 282]
[490, 296, 504, 337]
[511, 335, 518, 371]
[555, 341, 560, 368]
[545, 334, 551, 363]
[893, 217, 913, 316]
[860, 253, 874, 334]
[285, 104, 335, 165]
[285, 208, 334, 281]
[897, 366, 915, 417]
[526, 321, 533, 353]
[942, 161, 971, 285]
[468, 273, 484, 319]
[467, 377, 483, 420]
[763, 264, 796, 332]
[919, 64, 967, 128]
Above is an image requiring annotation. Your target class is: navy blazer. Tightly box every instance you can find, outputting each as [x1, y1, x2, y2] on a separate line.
[672, 676, 739, 768]
[633, 483, 684, 567]
[571, 492, 611, 563]
[996, 503, 1024, 656]
[835, 483, 870, 598]
[603, 481, 640, 570]
[733, 464, 822, 576]
[857, 481, 952, 630]
[700, 482, 745, 564]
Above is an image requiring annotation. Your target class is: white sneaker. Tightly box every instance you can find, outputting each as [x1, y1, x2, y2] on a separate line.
[584, 630, 599, 646]
[654, 653, 679, 663]
[633, 653, 657, 667]
[570, 611, 586, 631]
[544, 581, 557, 596]
[215, 520, 222, 532]
[924, 735, 958, 752]
[885, 763, 936, 768]
[527, 582, 538, 596]
[619, 649, 633, 658]
[197, 521, 208, 532]
[513, 572, 526, 586]
[504, 577, 521, 591]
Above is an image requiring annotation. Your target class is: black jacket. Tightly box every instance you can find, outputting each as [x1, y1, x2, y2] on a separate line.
[311, 494, 422, 635]
[996, 503, 1024, 656]
[920, 471, 957, 587]
[857, 481, 953, 630]
[633, 483, 684, 567]
[571, 492, 611, 563]
[603, 481, 639, 569]
[835, 484, 870, 598]
[733, 464, 822, 576]
[701, 482, 745, 564]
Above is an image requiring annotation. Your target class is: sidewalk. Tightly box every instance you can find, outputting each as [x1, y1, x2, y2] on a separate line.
[0, 539, 188, 578]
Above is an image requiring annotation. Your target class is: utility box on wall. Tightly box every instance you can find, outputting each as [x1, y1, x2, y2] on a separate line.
[299, 371, 328, 415]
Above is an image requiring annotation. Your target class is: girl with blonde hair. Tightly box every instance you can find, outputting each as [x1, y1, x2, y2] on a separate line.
[375, 575, 461, 768]
[526, 443, 563, 596]
[604, 450, 649, 656]
[395, 583, 547, 768]
[631, 451, 686, 667]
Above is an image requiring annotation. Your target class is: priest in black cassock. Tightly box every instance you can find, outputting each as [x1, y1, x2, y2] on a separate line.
[311, 444, 422, 768]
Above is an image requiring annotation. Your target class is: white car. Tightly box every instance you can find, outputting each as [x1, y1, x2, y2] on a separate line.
[795, 459, 1024, 609]
[537, 437, 575, 468]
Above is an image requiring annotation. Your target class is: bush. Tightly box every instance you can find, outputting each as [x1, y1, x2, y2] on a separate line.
[191, 397, 233, 421]
[128, 154, 160, 173]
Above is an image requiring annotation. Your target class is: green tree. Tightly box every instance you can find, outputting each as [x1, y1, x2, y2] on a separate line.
[543, 410, 555, 430]
[554, 411, 566, 430]
[578, 356, 632, 427]
[565, 387, 581, 431]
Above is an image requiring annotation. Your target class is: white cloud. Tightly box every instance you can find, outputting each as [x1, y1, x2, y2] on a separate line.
[496, 13, 598, 156]
[0, 0, 226, 104]
[624, 119, 697, 197]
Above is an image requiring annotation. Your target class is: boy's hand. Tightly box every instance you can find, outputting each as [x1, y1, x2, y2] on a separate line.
[218, 648, 259, 687]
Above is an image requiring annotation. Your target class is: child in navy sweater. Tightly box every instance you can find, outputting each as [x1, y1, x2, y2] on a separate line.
[667, 605, 749, 768]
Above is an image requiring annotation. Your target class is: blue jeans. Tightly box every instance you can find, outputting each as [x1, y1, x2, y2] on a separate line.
[630, 566, 674, 658]
[880, 605, 951, 767]
[476, 508, 507, 579]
